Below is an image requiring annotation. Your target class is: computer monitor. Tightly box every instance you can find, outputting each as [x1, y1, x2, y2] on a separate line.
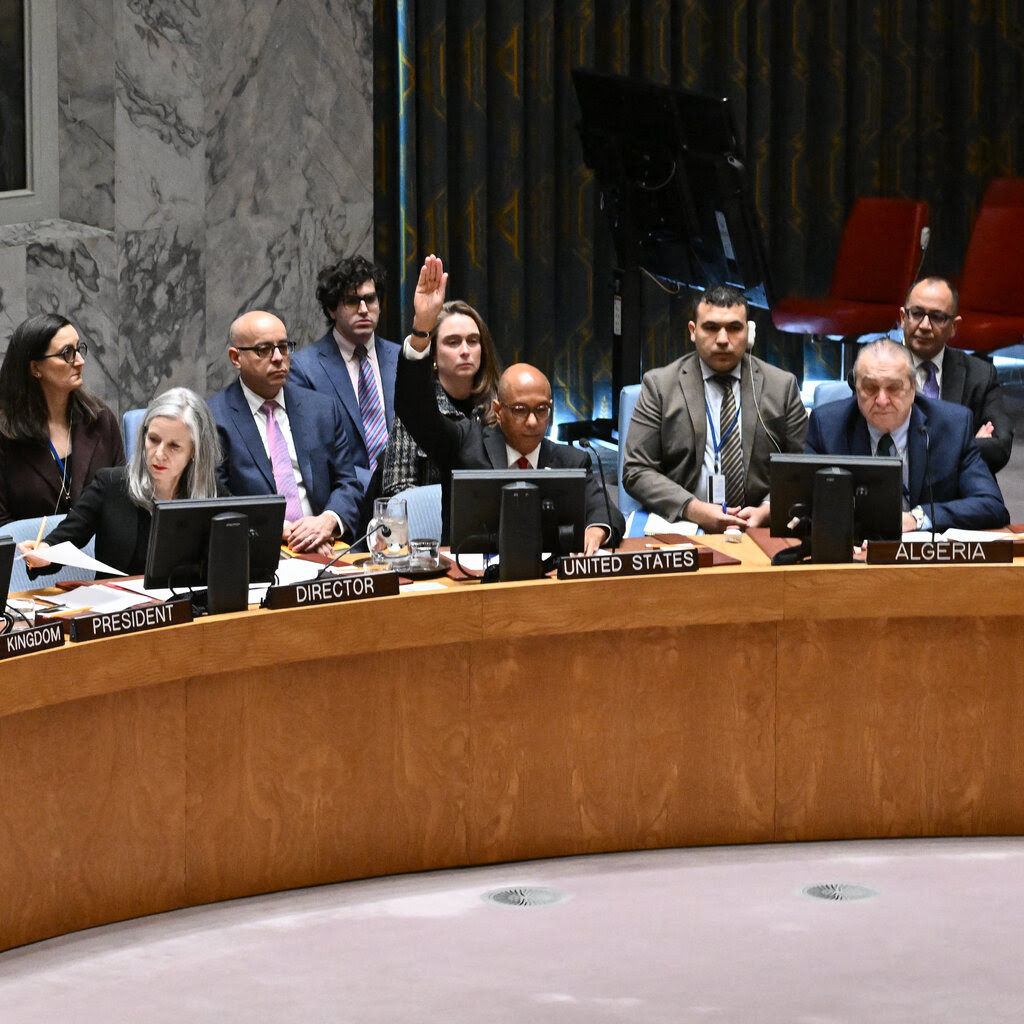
[0, 535, 15, 615]
[769, 453, 903, 563]
[449, 469, 587, 575]
[145, 495, 286, 591]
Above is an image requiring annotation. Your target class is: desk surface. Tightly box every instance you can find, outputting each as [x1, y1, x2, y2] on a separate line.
[2, 543, 1023, 951]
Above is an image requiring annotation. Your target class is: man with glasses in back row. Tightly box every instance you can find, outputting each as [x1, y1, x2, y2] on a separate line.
[291, 255, 400, 496]
[394, 255, 625, 555]
[207, 310, 365, 554]
[899, 276, 1013, 474]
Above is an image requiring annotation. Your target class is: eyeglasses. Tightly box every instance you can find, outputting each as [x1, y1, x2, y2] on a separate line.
[502, 402, 553, 421]
[38, 342, 88, 364]
[339, 292, 379, 309]
[857, 380, 912, 399]
[234, 341, 296, 360]
[906, 307, 955, 328]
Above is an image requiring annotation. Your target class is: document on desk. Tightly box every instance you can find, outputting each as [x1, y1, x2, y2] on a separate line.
[643, 512, 699, 536]
[42, 584, 154, 612]
[901, 529, 1014, 542]
[21, 542, 127, 576]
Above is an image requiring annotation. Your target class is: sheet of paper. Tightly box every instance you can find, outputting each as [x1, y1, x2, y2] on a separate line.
[643, 513, 699, 536]
[21, 541, 127, 576]
[43, 585, 154, 612]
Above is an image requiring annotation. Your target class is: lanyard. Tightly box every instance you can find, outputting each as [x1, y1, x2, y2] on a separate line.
[704, 389, 740, 473]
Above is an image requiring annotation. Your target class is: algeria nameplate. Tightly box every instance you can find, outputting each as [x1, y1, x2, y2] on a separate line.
[866, 539, 1014, 564]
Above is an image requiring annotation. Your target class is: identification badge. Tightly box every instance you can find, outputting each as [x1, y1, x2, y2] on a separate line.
[709, 473, 726, 505]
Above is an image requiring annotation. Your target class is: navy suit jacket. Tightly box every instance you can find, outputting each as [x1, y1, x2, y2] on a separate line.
[395, 350, 626, 545]
[207, 380, 364, 537]
[939, 346, 1013, 474]
[806, 394, 1009, 531]
[290, 331, 399, 491]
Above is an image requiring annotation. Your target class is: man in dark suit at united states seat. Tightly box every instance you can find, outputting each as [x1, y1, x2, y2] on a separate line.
[394, 255, 624, 556]
[898, 275, 1013, 474]
[806, 339, 1009, 533]
[208, 310, 364, 555]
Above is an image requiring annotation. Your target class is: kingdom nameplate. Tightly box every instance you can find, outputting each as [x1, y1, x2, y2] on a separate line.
[866, 539, 1014, 565]
[0, 621, 66, 660]
[558, 547, 700, 580]
[69, 600, 194, 642]
[263, 570, 400, 609]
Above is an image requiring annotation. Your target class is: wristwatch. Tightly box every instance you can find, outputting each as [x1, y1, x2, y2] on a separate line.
[910, 506, 926, 530]
[410, 326, 431, 338]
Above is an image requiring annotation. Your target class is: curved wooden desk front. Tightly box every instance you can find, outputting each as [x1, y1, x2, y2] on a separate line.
[2, 539, 1023, 951]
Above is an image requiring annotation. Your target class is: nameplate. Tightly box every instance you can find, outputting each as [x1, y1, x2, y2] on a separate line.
[866, 539, 1014, 565]
[558, 547, 700, 580]
[263, 570, 400, 609]
[0, 621, 66, 660]
[69, 600, 194, 643]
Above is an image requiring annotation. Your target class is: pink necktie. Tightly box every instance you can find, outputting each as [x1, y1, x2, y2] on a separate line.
[355, 345, 388, 469]
[260, 400, 303, 521]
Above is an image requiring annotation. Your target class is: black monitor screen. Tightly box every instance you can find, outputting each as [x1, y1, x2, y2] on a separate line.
[769, 453, 903, 543]
[0, 535, 14, 614]
[449, 469, 587, 555]
[145, 495, 286, 590]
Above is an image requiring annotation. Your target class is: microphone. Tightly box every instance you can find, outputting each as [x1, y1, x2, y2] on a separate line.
[312, 522, 391, 580]
[919, 423, 936, 541]
[579, 438, 619, 552]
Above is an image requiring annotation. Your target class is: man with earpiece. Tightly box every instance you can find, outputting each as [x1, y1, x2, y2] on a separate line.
[622, 284, 808, 532]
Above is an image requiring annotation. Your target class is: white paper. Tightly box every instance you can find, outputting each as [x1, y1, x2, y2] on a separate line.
[643, 513, 699, 536]
[900, 529, 1015, 543]
[22, 541, 127, 576]
[42, 585, 154, 612]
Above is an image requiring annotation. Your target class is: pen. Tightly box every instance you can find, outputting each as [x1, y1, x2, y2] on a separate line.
[34, 515, 47, 547]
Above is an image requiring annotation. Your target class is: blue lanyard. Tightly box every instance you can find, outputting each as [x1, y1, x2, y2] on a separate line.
[48, 440, 70, 491]
[704, 388, 740, 473]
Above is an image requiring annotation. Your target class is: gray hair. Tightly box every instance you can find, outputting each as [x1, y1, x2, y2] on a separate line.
[126, 387, 222, 510]
[852, 338, 915, 388]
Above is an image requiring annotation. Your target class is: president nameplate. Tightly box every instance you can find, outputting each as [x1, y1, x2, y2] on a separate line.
[69, 600, 194, 642]
[0, 621, 66, 660]
[558, 548, 700, 580]
[866, 539, 1014, 564]
[263, 570, 400, 609]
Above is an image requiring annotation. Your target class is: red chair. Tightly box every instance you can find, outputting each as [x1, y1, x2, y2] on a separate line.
[772, 197, 930, 337]
[980, 177, 1024, 208]
[950, 205, 1024, 353]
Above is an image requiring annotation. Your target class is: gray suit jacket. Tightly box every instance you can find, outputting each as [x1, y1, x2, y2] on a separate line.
[622, 351, 808, 519]
[939, 346, 1013, 474]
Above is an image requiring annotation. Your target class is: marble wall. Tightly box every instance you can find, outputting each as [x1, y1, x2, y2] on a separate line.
[0, 0, 373, 415]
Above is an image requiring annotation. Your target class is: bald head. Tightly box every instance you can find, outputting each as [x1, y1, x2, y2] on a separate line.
[228, 310, 291, 400]
[493, 362, 554, 456]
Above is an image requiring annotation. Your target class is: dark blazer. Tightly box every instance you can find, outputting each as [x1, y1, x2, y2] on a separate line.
[939, 346, 1013, 474]
[207, 380, 364, 537]
[806, 394, 1010, 531]
[622, 351, 807, 519]
[290, 331, 400, 491]
[0, 405, 125, 525]
[31, 467, 150, 578]
[395, 351, 625, 545]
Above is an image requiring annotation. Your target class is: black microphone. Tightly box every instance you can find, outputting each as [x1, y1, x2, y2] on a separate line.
[312, 522, 391, 581]
[579, 438, 619, 553]
[919, 423, 936, 541]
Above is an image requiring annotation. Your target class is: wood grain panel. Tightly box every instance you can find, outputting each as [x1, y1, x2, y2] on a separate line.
[468, 623, 777, 863]
[0, 683, 186, 949]
[184, 645, 473, 904]
[776, 614, 1024, 839]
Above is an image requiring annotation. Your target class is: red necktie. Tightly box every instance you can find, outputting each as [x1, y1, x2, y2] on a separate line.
[513, 456, 530, 469]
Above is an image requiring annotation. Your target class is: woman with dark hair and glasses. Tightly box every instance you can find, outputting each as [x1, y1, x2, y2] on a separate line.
[379, 299, 503, 497]
[0, 313, 124, 525]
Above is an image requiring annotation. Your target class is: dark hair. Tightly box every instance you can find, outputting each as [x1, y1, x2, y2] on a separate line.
[906, 276, 959, 314]
[0, 313, 105, 441]
[316, 255, 387, 324]
[694, 284, 749, 320]
[431, 300, 503, 425]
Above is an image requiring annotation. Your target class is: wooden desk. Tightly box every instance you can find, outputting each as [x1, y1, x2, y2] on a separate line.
[2, 551, 1023, 951]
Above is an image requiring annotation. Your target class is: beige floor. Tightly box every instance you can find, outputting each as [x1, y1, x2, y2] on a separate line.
[2, 838, 1024, 1022]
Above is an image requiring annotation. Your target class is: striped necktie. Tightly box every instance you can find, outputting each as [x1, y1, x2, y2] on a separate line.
[355, 344, 388, 469]
[713, 374, 744, 507]
[921, 361, 940, 399]
[260, 400, 304, 522]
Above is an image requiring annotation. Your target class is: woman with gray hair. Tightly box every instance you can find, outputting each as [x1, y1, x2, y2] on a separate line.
[20, 387, 222, 578]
